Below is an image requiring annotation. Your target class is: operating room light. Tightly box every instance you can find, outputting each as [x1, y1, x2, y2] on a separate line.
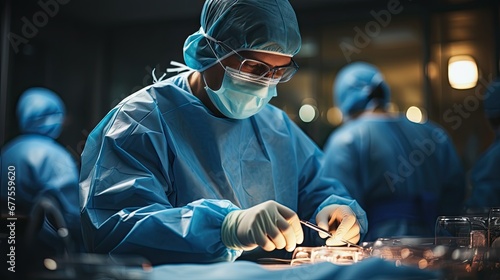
[44, 258, 58, 270]
[448, 55, 478, 90]
[299, 104, 317, 123]
[327, 107, 343, 126]
[406, 106, 424, 123]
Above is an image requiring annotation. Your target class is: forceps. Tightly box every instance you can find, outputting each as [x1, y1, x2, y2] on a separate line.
[300, 220, 362, 248]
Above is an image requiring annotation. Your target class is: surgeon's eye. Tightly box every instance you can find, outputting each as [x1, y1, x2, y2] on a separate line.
[274, 68, 287, 78]
[240, 59, 271, 77]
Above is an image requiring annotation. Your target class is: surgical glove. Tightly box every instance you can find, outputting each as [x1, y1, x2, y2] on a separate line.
[221, 200, 304, 252]
[315, 204, 360, 246]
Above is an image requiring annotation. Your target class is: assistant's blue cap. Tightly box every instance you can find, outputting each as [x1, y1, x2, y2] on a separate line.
[483, 78, 500, 118]
[183, 0, 302, 71]
[334, 62, 390, 117]
[16, 87, 66, 139]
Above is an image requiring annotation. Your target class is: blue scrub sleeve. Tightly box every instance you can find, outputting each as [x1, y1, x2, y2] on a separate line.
[80, 109, 242, 264]
[82, 199, 242, 264]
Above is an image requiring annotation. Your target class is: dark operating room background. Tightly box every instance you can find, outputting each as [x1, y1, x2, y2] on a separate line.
[1, 0, 499, 176]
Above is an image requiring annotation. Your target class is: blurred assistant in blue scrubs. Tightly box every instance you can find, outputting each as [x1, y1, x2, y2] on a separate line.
[322, 62, 466, 242]
[1, 87, 83, 254]
[465, 78, 500, 209]
[79, 0, 367, 265]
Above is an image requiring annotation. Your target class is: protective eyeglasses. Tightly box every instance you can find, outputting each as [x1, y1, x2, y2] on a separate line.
[209, 39, 299, 83]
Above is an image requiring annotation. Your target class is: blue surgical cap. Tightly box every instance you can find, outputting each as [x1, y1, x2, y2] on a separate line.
[16, 87, 66, 139]
[334, 62, 390, 117]
[483, 78, 500, 118]
[183, 0, 302, 71]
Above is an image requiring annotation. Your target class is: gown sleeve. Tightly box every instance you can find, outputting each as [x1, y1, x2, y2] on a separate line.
[80, 102, 242, 265]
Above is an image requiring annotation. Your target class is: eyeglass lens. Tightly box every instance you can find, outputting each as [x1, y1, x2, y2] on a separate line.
[212, 39, 298, 82]
[239, 59, 297, 82]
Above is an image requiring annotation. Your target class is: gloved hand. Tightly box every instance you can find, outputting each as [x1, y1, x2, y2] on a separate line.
[315, 204, 360, 246]
[221, 200, 303, 252]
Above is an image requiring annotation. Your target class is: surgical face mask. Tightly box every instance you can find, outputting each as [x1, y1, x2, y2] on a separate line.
[204, 67, 278, 119]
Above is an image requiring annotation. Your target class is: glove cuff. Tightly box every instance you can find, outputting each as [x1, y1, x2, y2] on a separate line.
[221, 210, 245, 250]
[221, 210, 257, 251]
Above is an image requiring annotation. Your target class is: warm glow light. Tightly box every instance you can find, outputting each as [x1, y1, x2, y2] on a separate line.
[406, 106, 424, 123]
[448, 55, 478, 89]
[327, 107, 343, 126]
[299, 104, 317, 123]
[418, 259, 428, 269]
[44, 258, 58, 270]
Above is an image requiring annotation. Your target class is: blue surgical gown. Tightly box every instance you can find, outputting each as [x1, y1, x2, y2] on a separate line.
[466, 129, 500, 208]
[1, 135, 82, 252]
[79, 71, 367, 265]
[322, 114, 466, 241]
[1, 87, 82, 253]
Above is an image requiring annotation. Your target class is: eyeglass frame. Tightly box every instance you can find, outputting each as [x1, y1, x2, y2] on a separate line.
[206, 38, 299, 83]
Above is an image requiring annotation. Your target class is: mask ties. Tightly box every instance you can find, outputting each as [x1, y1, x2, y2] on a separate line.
[152, 68, 167, 83]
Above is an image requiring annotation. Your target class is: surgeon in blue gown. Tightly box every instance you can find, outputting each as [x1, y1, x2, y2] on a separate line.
[322, 62, 466, 242]
[465, 78, 500, 209]
[79, 0, 367, 265]
[1, 87, 83, 257]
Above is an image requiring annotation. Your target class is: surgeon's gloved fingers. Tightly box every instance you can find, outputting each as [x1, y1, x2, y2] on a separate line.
[288, 215, 304, 245]
[326, 213, 361, 246]
[326, 231, 360, 246]
[315, 220, 332, 239]
[340, 223, 361, 241]
[267, 221, 287, 250]
[331, 209, 358, 240]
[315, 205, 338, 239]
[222, 200, 304, 252]
[275, 203, 304, 246]
[327, 236, 360, 246]
[275, 218, 298, 252]
[317, 227, 331, 239]
[255, 234, 277, 252]
[315, 205, 358, 239]
[345, 233, 361, 244]
[325, 238, 346, 246]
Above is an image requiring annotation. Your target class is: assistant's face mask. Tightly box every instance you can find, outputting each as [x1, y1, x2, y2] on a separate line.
[204, 67, 278, 119]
